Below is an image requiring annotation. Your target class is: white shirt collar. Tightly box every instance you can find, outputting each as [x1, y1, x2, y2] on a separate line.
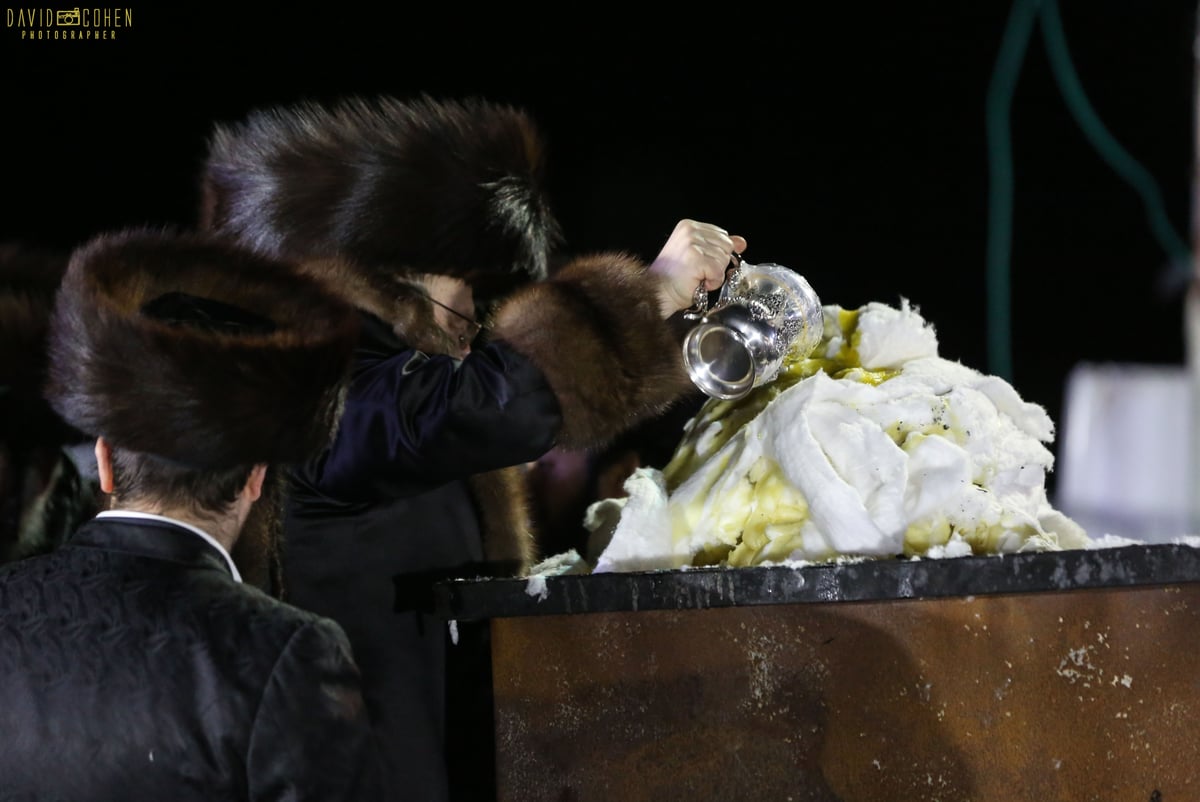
[95, 509, 243, 583]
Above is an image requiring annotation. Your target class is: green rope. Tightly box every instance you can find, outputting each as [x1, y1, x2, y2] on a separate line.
[985, 0, 1043, 381]
[1039, 0, 1191, 270]
[984, 0, 1190, 380]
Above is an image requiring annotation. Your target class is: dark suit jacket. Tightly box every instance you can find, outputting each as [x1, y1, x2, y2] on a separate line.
[285, 315, 561, 801]
[0, 515, 384, 801]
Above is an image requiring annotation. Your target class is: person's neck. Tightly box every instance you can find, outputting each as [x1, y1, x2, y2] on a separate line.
[112, 501, 240, 553]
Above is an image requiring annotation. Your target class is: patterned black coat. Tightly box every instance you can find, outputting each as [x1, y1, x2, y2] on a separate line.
[0, 515, 383, 802]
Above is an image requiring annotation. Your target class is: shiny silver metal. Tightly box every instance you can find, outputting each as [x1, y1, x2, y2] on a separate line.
[682, 259, 824, 400]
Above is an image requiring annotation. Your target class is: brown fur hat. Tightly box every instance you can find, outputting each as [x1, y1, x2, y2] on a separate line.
[44, 228, 360, 469]
[199, 94, 562, 307]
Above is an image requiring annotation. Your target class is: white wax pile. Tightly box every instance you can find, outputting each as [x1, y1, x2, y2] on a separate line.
[589, 300, 1090, 573]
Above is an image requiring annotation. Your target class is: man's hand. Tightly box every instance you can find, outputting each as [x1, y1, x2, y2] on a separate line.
[648, 219, 748, 318]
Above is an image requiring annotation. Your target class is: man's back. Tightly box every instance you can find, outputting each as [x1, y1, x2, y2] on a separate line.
[0, 516, 381, 802]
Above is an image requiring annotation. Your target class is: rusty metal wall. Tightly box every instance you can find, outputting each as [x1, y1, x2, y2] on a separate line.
[490, 585, 1199, 802]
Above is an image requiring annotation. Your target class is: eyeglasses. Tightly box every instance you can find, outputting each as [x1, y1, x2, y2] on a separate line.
[427, 295, 483, 349]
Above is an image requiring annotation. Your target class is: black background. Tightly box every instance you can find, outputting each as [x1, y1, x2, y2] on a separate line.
[4, 2, 1196, 498]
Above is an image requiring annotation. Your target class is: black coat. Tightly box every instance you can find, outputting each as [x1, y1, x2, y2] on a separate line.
[283, 314, 560, 801]
[0, 515, 383, 802]
[282, 257, 697, 801]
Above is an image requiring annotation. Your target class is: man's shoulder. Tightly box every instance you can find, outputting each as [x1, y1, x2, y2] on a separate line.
[0, 540, 91, 584]
[219, 585, 357, 669]
[203, 578, 339, 633]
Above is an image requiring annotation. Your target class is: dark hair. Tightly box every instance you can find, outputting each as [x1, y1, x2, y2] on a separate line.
[109, 447, 253, 518]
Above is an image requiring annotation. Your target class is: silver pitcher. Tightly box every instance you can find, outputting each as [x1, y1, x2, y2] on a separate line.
[682, 256, 824, 400]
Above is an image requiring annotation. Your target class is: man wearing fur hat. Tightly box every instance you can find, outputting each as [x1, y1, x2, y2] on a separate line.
[200, 94, 746, 800]
[0, 229, 383, 800]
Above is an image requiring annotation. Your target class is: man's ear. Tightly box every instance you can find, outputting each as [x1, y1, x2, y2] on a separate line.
[244, 464, 268, 503]
[94, 437, 114, 494]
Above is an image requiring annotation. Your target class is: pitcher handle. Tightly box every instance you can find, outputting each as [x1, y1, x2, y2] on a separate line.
[682, 251, 743, 321]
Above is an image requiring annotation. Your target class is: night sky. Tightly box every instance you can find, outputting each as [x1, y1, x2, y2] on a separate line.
[4, 2, 1196, 498]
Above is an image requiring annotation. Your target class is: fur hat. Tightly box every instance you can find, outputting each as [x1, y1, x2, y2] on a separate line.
[44, 229, 360, 469]
[199, 94, 563, 304]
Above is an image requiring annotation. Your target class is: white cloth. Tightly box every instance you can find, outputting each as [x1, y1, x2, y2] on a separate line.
[1055, 362, 1197, 541]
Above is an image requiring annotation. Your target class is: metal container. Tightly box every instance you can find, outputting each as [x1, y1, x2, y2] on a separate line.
[682, 258, 824, 400]
[435, 544, 1200, 801]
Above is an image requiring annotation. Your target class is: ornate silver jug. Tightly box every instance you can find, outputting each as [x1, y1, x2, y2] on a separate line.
[682, 256, 824, 400]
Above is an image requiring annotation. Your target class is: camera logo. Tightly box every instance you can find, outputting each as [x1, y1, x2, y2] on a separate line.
[7, 6, 133, 41]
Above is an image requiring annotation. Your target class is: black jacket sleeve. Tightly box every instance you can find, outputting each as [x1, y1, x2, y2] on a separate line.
[309, 332, 562, 501]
